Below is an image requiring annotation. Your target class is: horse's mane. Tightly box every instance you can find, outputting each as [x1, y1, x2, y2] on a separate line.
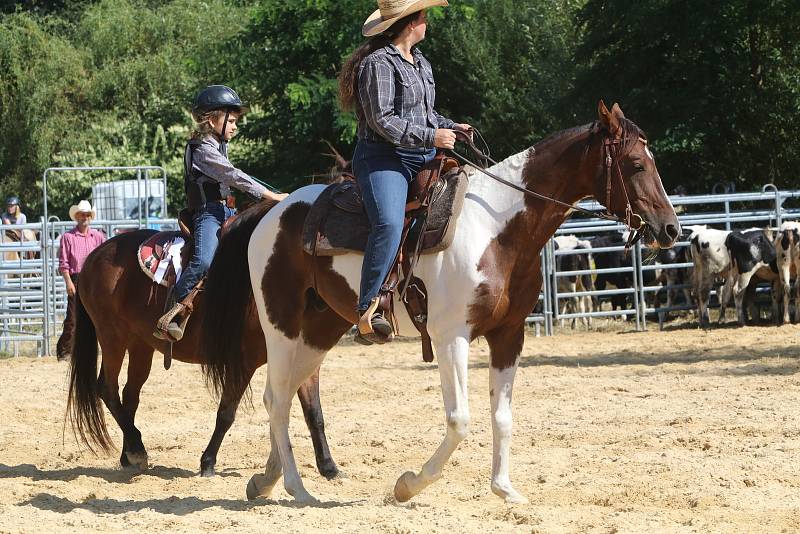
[532, 118, 645, 157]
[532, 124, 594, 152]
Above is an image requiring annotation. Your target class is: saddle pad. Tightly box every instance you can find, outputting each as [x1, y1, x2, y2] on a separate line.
[138, 231, 189, 287]
[302, 167, 469, 257]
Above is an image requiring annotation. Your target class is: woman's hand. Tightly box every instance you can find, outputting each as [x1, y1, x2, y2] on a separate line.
[453, 123, 474, 141]
[434, 129, 457, 149]
[66, 279, 76, 297]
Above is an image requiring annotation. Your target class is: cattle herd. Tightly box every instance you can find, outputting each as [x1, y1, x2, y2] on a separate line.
[552, 221, 800, 328]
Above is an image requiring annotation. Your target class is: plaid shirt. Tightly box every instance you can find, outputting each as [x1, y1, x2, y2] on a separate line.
[357, 44, 455, 149]
[191, 135, 267, 200]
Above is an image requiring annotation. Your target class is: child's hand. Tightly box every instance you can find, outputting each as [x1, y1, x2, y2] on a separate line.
[263, 191, 289, 202]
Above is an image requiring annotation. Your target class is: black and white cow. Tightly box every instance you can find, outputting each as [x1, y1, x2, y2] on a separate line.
[653, 242, 693, 321]
[688, 226, 734, 327]
[774, 221, 800, 324]
[554, 235, 594, 329]
[590, 231, 657, 317]
[725, 228, 780, 326]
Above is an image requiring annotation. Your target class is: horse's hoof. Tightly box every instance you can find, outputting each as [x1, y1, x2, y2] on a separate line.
[290, 488, 319, 505]
[200, 466, 215, 478]
[504, 492, 529, 505]
[491, 482, 528, 504]
[246, 475, 265, 501]
[325, 469, 347, 481]
[393, 471, 417, 503]
[319, 463, 344, 481]
[125, 451, 149, 470]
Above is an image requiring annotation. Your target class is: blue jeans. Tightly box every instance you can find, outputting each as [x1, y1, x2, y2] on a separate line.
[173, 202, 235, 302]
[353, 140, 436, 311]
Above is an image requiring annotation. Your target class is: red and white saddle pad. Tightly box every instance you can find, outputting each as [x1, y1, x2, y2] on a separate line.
[138, 231, 188, 288]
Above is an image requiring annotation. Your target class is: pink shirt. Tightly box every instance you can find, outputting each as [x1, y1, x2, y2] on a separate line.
[58, 227, 106, 274]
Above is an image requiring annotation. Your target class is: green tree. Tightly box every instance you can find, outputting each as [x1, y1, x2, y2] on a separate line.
[0, 12, 89, 217]
[575, 0, 800, 193]
[231, 0, 372, 188]
[426, 0, 585, 158]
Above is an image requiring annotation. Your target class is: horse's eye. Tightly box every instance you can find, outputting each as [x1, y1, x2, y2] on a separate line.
[633, 162, 645, 171]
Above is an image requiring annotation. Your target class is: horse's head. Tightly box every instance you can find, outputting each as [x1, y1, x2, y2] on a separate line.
[595, 100, 680, 248]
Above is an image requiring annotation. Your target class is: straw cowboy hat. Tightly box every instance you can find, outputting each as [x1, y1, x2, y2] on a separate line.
[69, 200, 96, 221]
[362, 0, 448, 37]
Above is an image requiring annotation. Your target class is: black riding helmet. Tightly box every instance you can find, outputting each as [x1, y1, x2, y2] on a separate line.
[192, 85, 249, 115]
[6, 196, 19, 206]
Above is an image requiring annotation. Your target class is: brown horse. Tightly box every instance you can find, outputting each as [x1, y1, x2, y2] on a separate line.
[1, 228, 39, 262]
[66, 201, 340, 478]
[203, 102, 681, 503]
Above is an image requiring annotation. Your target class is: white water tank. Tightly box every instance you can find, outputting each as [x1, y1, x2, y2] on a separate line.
[92, 179, 165, 221]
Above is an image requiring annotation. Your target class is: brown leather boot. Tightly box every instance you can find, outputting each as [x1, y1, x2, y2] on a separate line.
[354, 308, 394, 345]
[154, 304, 187, 342]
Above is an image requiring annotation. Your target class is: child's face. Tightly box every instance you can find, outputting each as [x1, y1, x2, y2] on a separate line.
[210, 111, 240, 142]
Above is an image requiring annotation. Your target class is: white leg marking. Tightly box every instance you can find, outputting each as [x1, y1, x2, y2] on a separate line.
[247, 424, 283, 500]
[733, 269, 756, 326]
[394, 334, 471, 502]
[490, 364, 527, 504]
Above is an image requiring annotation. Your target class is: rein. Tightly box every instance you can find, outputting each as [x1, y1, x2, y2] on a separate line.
[451, 127, 647, 251]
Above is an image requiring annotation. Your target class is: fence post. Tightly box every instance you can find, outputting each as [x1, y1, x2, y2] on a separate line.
[636, 241, 648, 331]
[544, 239, 555, 336]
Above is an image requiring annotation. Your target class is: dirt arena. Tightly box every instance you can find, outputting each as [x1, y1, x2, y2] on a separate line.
[1, 324, 799, 533]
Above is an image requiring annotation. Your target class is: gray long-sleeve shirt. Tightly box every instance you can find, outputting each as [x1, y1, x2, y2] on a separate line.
[192, 136, 267, 199]
[356, 44, 455, 149]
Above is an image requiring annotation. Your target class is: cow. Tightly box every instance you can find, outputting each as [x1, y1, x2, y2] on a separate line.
[773, 220, 800, 324]
[687, 225, 734, 328]
[725, 228, 780, 326]
[553, 235, 594, 329]
[653, 242, 693, 321]
[589, 231, 657, 318]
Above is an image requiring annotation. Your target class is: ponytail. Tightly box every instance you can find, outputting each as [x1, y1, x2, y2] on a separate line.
[337, 11, 421, 112]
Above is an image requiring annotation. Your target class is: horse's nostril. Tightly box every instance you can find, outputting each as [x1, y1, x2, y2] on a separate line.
[665, 224, 679, 240]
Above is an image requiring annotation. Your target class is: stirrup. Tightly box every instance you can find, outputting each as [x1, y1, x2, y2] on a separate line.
[355, 298, 394, 345]
[154, 302, 189, 343]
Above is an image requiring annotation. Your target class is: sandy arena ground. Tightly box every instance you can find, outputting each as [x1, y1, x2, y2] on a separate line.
[1, 324, 799, 533]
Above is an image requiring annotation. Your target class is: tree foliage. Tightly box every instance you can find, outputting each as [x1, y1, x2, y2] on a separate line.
[0, 0, 798, 218]
[575, 0, 800, 192]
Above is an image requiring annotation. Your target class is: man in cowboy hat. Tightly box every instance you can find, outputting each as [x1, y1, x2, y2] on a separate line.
[56, 199, 105, 361]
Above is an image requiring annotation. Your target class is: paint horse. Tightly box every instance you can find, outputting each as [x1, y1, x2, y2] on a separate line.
[66, 201, 340, 479]
[203, 102, 680, 503]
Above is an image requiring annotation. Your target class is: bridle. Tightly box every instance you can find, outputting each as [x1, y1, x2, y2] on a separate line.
[451, 125, 648, 251]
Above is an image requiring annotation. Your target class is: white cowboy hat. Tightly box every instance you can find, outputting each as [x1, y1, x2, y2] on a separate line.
[69, 200, 96, 221]
[362, 0, 448, 37]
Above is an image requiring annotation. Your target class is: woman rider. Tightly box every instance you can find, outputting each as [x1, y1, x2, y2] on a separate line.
[2, 196, 27, 225]
[338, 0, 471, 344]
[155, 85, 287, 341]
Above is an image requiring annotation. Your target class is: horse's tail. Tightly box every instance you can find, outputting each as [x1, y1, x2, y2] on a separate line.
[201, 199, 279, 398]
[66, 288, 113, 453]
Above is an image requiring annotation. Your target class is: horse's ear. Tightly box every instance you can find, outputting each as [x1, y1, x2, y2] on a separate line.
[597, 100, 621, 136]
[611, 103, 625, 120]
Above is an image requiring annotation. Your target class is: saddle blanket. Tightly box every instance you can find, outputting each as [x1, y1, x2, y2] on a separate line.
[138, 231, 188, 287]
[302, 167, 470, 257]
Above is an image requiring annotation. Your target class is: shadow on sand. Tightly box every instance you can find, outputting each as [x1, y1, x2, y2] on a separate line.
[20, 492, 364, 515]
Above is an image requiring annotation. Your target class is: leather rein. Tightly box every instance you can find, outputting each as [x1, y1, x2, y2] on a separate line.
[451, 127, 648, 251]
